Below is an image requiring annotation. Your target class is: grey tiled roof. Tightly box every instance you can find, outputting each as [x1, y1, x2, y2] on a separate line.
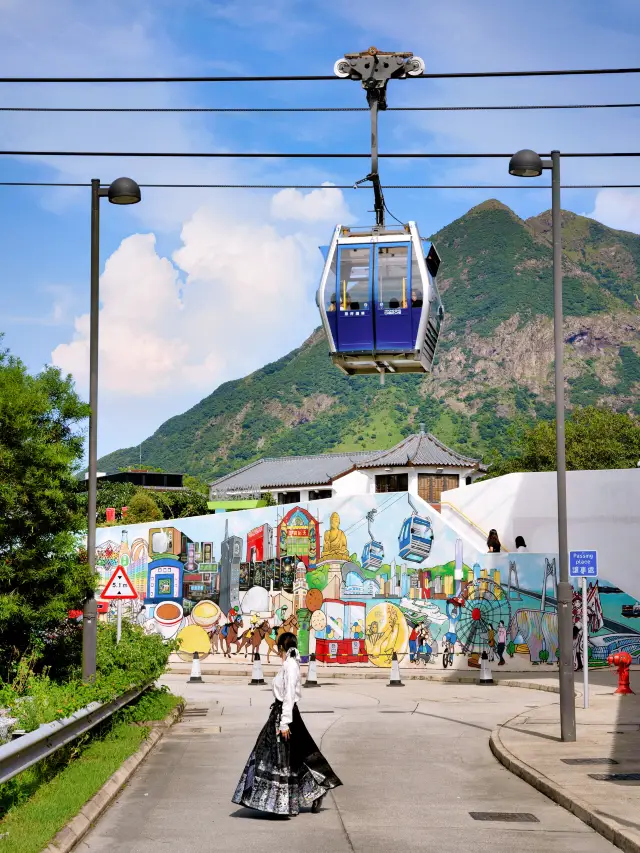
[364, 432, 481, 469]
[209, 450, 379, 493]
[209, 433, 481, 493]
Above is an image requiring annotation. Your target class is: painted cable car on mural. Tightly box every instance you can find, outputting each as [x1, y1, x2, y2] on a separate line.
[398, 494, 434, 563]
[361, 508, 384, 570]
[316, 47, 444, 381]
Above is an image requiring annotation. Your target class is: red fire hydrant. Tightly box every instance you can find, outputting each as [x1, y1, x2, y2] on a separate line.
[608, 651, 635, 695]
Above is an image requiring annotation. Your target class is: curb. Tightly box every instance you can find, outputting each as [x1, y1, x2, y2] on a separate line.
[43, 702, 184, 853]
[168, 665, 561, 692]
[490, 715, 639, 853]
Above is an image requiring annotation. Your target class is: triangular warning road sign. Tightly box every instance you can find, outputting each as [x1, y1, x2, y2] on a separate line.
[101, 564, 138, 600]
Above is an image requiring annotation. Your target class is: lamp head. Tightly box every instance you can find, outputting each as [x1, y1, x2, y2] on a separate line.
[509, 149, 544, 178]
[107, 177, 141, 205]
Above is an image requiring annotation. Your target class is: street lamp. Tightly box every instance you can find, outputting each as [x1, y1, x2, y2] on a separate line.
[84, 177, 141, 682]
[509, 148, 576, 742]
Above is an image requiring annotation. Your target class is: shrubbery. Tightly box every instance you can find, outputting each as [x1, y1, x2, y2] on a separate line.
[0, 622, 177, 732]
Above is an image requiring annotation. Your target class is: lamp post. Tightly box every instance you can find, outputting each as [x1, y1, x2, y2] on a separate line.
[508, 149, 576, 742]
[84, 177, 141, 682]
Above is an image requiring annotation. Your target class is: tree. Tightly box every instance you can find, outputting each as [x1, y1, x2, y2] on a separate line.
[154, 488, 209, 520]
[183, 474, 209, 496]
[123, 490, 163, 524]
[483, 406, 640, 478]
[0, 341, 95, 674]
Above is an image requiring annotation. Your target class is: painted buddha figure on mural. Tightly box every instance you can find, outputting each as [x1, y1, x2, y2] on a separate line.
[320, 511, 349, 561]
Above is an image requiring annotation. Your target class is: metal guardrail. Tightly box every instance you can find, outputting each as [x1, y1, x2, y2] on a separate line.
[0, 684, 146, 784]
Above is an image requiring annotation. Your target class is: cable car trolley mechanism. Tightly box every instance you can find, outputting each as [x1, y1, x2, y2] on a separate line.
[317, 48, 444, 382]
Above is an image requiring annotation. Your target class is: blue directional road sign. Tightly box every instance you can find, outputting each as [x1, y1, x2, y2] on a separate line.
[569, 550, 598, 578]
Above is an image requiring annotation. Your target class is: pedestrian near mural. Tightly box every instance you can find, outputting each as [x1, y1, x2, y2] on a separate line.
[232, 632, 342, 816]
[496, 620, 507, 666]
[487, 529, 502, 553]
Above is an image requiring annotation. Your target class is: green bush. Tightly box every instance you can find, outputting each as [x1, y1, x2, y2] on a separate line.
[0, 623, 177, 731]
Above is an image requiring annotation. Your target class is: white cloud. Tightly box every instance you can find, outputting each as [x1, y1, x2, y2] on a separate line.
[585, 189, 640, 235]
[52, 203, 323, 398]
[52, 233, 188, 394]
[270, 184, 353, 223]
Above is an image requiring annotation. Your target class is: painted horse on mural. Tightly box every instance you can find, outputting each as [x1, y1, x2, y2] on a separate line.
[263, 614, 299, 663]
[220, 614, 245, 658]
[239, 620, 272, 660]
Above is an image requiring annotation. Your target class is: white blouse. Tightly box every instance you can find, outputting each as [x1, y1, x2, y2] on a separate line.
[272, 654, 302, 730]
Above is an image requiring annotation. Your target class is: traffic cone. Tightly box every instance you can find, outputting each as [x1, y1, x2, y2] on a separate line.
[188, 651, 204, 683]
[304, 653, 319, 688]
[387, 651, 404, 687]
[479, 650, 493, 685]
[249, 651, 265, 685]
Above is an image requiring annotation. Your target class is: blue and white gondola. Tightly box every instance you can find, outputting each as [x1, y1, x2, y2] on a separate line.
[361, 509, 384, 570]
[361, 540, 384, 570]
[316, 222, 444, 377]
[398, 496, 434, 563]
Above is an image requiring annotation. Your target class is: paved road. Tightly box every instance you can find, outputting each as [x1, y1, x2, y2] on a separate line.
[78, 675, 617, 853]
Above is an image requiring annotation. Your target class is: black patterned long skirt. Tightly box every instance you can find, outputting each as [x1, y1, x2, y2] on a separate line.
[232, 700, 342, 816]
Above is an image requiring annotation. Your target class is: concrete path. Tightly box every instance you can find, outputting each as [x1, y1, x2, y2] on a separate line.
[77, 674, 619, 853]
[492, 684, 640, 852]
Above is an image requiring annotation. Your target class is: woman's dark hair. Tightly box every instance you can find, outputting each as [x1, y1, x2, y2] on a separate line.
[277, 632, 298, 655]
[515, 535, 526, 549]
[487, 529, 501, 551]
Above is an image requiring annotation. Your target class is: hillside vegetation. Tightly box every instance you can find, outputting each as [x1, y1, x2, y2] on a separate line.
[98, 201, 640, 480]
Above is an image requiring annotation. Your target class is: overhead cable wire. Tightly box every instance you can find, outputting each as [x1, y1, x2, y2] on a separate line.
[2, 182, 640, 189]
[2, 150, 640, 159]
[1, 102, 640, 113]
[1, 66, 640, 83]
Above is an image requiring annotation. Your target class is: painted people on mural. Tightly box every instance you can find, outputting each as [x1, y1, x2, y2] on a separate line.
[487, 623, 496, 661]
[409, 624, 418, 663]
[444, 599, 461, 649]
[496, 620, 507, 666]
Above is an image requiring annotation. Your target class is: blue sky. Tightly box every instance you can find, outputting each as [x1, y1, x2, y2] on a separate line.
[1, 0, 640, 460]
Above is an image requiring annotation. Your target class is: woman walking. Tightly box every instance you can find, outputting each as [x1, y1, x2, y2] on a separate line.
[232, 632, 342, 816]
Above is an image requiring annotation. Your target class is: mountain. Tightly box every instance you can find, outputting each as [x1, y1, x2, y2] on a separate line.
[98, 200, 640, 480]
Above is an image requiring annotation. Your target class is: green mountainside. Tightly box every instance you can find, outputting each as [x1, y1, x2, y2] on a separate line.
[98, 200, 640, 480]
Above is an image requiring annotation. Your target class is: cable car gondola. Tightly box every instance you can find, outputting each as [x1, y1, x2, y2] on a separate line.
[316, 47, 444, 381]
[398, 494, 434, 563]
[361, 509, 384, 570]
[317, 223, 444, 377]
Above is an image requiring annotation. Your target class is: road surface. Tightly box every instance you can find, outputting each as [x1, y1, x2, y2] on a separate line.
[77, 675, 617, 853]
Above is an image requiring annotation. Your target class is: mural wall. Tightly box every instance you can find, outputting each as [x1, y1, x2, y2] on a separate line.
[95, 493, 640, 670]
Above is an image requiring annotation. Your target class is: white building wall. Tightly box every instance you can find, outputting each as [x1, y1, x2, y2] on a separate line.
[332, 469, 373, 496]
[441, 469, 640, 600]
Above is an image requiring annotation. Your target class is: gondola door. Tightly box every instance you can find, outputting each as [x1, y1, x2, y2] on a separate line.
[334, 245, 373, 351]
[374, 243, 412, 351]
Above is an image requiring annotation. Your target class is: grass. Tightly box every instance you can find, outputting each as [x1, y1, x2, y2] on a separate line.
[0, 688, 180, 853]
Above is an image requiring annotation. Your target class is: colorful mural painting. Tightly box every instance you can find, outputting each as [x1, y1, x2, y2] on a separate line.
[94, 493, 640, 670]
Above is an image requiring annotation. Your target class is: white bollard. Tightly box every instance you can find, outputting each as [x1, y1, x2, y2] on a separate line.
[387, 651, 404, 687]
[479, 649, 494, 685]
[188, 651, 204, 684]
[249, 651, 265, 685]
[304, 653, 319, 688]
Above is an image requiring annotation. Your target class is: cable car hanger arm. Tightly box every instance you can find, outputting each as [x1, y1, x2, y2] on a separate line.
[335, 47, 425, 227]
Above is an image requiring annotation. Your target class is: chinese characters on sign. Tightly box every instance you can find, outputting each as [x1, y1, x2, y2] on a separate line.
[569, 550, 598, 578]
